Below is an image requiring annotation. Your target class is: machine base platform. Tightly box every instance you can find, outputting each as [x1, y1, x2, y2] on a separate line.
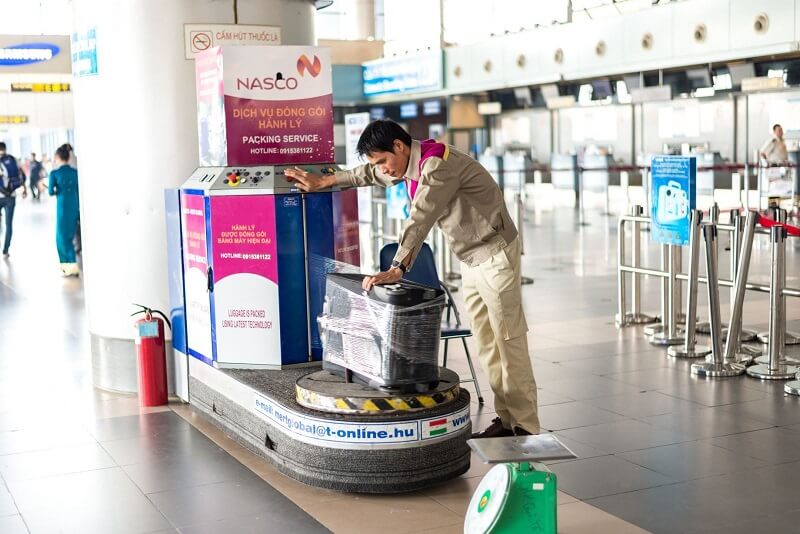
[188, 360, 471, 493]
[296, 368, 461, 414]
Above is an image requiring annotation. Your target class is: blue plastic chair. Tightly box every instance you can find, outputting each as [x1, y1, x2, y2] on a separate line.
[380, 243, 484, 404]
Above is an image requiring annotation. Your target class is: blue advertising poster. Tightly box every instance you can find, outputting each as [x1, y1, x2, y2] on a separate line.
[385, 181, 410, 220]
[71, 27, 98, 77]
[650, 156, 696, 246]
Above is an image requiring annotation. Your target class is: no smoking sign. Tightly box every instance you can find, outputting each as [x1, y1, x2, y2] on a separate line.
[190, 31, 213, 53]
[184, 24, 282, 59]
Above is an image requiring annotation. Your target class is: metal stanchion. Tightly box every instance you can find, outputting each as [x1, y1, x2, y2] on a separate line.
[443, 242, 461, 283]
[515, 191, 534, 286]
[697, 204, 727, 335]
[674, 245, 684, 324]
[669, 210, 711, 358]
[630, 206, 656, 324]
[434, 227, 446, 279]
[747, 225, 799, 380]
[375, 200, 385, 272]
[744, 160, 751, 211]
[577, 167, 588, 227]
[728, 210, 759, 343]
[723, 211, 759, 366]
[649, 244, 684, 346]
[616, 214, 630, 328]
[617, 206, 656, 326]
[755, 150, 762, 211]
[692, 224, 747, 377]
[434, 228, 458, 293]
[757, 208, 800, 347]
[644, 245, 670, 337]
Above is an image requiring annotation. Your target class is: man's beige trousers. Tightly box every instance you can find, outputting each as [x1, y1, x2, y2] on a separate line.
[461, 237, 540, 433]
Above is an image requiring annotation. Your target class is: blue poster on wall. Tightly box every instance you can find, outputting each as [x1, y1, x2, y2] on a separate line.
[71, 27, 98, 77]
[650, 156, 696, 246]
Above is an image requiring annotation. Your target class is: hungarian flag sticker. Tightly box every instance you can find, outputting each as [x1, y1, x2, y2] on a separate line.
[421, 408, 470, 440]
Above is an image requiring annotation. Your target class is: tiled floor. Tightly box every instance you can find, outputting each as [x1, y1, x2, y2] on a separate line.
[3, 193, 800, 533]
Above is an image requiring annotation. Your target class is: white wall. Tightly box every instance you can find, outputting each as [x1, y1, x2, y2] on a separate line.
[0, 92, 74, 129]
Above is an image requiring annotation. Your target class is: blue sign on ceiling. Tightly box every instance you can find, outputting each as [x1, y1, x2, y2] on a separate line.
[0, 43, 60, 66]
[363, 51, 443, 97]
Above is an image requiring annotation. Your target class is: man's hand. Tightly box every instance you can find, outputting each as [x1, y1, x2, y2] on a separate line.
[362, 267, 403, 291]
[284, 167, 335, 192]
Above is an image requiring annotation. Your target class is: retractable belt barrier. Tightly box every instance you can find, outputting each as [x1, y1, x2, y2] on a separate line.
[617, 208, 800, 382]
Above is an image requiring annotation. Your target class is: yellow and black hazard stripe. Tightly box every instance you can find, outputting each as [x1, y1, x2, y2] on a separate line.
[295, 385, 459, 414]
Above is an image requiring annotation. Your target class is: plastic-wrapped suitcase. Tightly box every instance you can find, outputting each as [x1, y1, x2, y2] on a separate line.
[318, 273, 445, 392]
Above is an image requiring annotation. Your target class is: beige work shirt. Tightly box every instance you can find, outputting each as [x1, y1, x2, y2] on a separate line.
[760, 135, 788, 164]
[333, 140, 518, 269]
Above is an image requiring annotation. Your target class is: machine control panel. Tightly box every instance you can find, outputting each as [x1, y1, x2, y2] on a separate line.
[207, 164, 340, 194]
[181, 167, 226, 191]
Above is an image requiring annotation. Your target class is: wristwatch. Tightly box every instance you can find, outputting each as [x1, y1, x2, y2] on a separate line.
[391, 260, 407, 273]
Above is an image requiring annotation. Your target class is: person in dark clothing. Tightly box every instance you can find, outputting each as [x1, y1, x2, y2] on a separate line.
[29, 153, 44, 201]
[0, 142, 28, 257]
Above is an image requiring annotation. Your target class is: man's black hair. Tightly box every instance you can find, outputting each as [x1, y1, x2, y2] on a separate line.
[0, 142, 6, 151]
[356, 119, 412, 157]
[773, 123, 782, 132]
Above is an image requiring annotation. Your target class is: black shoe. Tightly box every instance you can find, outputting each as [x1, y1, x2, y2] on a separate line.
[513, 426, 533, 436]
[471, 417, 514, 439]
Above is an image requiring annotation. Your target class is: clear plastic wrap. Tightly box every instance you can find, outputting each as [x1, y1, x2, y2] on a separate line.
[318, 272, 446, 389]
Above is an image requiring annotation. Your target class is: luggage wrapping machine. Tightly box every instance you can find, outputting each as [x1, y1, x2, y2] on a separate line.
[169, 45, 471, 493]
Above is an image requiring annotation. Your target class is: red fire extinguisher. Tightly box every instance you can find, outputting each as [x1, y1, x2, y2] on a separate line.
[132, 304, 171, 407]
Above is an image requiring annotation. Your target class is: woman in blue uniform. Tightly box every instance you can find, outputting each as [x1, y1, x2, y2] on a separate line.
[48, 145, 80, 276]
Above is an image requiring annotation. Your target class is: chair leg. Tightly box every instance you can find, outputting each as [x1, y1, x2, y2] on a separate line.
[443, 339, 449, 368]
[462, 338, 484, 405]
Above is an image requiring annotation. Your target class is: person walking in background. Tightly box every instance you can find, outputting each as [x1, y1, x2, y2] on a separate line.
[0, 142, 28, 258]
[760, 124, 788, 164]
[60, 143, 78, 169]
[28, 153, 44, 201]
[48, 145, 80, 276]
[759, 124, 792, 205]
[58, 143, 81, 254]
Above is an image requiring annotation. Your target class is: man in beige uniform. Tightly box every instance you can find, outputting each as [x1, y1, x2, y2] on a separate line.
[760, 124, 791, 205]
[286, 119, 539, 437]
[760, 124, 788, 163]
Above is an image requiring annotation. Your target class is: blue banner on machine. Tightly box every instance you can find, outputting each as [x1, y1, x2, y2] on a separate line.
[650, 156, 696, 246]
[253, 392, 470, 449]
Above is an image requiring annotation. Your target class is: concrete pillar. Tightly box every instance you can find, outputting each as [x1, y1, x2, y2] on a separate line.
[355, 0, 376, 39]
[71, 0, 317, 393]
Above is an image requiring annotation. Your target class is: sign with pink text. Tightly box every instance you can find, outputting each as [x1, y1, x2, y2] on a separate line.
[195, 45, 334, 167]
[209, 195, 282, 367]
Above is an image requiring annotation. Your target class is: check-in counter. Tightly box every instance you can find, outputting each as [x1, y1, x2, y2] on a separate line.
[694, 152, 730, 194]
[581, 154, 621, 193]
[550, 153, 579, 192]
[502, 153, 535, 192]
